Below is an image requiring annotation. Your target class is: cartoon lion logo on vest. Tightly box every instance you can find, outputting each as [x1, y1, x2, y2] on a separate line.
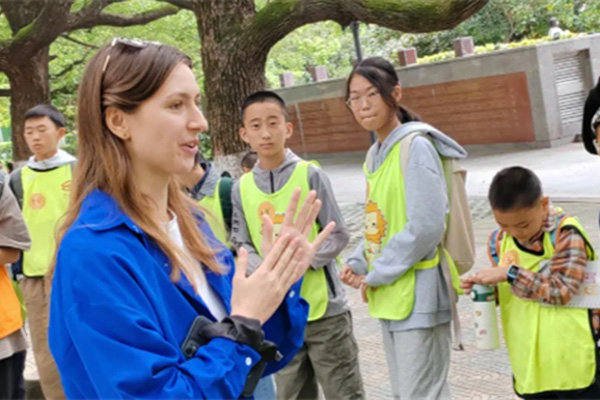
[365, 200, 387, 257]
[258, 202, 285, 237]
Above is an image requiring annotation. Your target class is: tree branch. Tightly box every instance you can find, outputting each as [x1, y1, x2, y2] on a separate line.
[52, 85, 77, 97]
[0, 0, 73, 62]
[160, 0, 198, 10]
[0, 88, 9, 97]
[51, 52, 91, 79]
[60, 34, 100, 49]
[67, 5, 180, 31]
[245, 0, 489, 53]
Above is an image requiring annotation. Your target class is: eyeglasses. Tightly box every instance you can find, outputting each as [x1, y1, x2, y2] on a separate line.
[346, 90, 381, 110]
[102, 37, 162, 74]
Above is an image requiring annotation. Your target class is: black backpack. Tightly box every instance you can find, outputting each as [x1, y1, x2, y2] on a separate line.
[218, 176, 234, 231]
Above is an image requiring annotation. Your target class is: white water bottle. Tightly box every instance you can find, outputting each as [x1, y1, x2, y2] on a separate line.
[470, 284, 500, 350]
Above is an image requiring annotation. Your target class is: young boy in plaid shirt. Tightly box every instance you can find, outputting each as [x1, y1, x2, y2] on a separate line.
[462, 166, 600, 399]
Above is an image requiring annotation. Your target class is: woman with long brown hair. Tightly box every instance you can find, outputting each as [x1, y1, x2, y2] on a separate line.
[47, 38, 333, 399]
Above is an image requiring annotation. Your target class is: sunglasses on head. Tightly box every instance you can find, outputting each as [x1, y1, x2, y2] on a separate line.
[102, 37, 162, 74]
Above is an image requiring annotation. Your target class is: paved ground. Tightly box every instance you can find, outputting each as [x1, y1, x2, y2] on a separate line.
[23, 142, 600, 399]
[312, 142, 600, 204]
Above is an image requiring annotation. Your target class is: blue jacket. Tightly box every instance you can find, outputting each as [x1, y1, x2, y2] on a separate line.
[49, 190, 308, 399]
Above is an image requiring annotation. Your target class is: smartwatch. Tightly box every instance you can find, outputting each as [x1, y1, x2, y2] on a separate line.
[506, 265, 519, 284]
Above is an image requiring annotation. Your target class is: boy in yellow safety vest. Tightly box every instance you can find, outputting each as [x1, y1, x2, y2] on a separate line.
[231, 91, 364, 400]
[241, 150, 258, 174]
[461, 166, 600, 399]
[178, 152, 233, 248]
[0, 171, 31, 400]
[9, 104, 75, 400]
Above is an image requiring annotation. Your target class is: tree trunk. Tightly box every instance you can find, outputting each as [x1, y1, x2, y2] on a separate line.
[6, 47, 51, 161]
[202, 50, 267, 175]
[187, 0, 489, 173]
[196, 1, 264, 175]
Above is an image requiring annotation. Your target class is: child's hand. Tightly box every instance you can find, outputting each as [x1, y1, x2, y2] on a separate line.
[361, 284, 368, 303]
[462, 267, 509, 287]
[339, 265, 364, 288]
[360, 283, 378, 303]
[459, 276, 475, 295]
[233, 189, 335, 324]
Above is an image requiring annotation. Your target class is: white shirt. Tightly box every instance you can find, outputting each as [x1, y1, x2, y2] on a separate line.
[164, 214, 228, 321]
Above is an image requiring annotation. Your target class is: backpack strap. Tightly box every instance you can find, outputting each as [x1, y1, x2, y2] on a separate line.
[487, 228, 502, 266]
[551, 214, 596, 259]
[0, 170, 4, 199]
[8, 168, 23, 210]
[399, 131, 425, 174]
[549, 214, 568, 248]
[218, 176, 234, 231]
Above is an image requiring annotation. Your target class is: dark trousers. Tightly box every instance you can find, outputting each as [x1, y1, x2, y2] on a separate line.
[0, 350, 26, 400]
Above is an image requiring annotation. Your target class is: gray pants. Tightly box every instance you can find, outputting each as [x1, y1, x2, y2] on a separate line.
[275, 311, 364, 400]
[381, 321, 451, 400]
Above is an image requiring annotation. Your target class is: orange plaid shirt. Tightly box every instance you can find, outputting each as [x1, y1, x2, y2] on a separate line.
[491, 207, 599, 334]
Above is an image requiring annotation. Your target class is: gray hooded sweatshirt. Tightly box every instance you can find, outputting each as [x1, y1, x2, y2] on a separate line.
[231, 149, 350, 319]
[26, 149, 76, 171]
[347, 122, 467, 332]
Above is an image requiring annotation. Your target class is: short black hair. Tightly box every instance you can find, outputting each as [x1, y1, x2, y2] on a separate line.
[241, 150, 258, 170]
[241, 91, 288, 122]
[24, 104, 66, 128]
[488, 167, 543, 212]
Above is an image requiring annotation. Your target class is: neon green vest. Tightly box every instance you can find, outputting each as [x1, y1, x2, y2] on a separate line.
[199, 180, 229, 246]
[363, 141, 440, 320]
[240, 161, 328, 321]
[498, 217, 596, 395]
[22, 165, 72, 277]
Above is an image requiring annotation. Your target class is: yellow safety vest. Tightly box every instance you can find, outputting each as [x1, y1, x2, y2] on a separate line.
[497, 216, 597, 395]
[363, 140, 449, 320]
[21, 165, 71, 277]
[198, 179, 230, 247]
[239, 161, 328, 321]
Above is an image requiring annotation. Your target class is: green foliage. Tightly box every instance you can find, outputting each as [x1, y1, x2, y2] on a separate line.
[199, 132, 212, 161]
[368, 0, 600, 59]
[266, 21, 356, 88]
[0, 73, 10, 129]
[49, 1, 201, 132]
[418, 31, 586, 64]
[62, 133, 77, 156]
[0, 141, 11, 161]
